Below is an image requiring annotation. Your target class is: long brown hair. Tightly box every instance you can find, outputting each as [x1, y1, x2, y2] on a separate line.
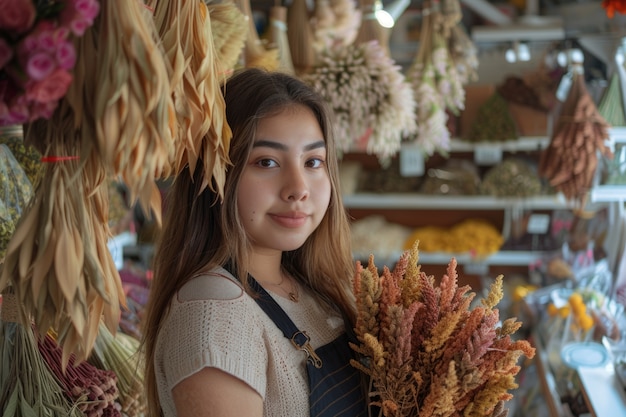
[142, 68, 355, 416]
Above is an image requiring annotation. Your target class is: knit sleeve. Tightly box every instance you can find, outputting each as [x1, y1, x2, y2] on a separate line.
[157, 294, 270, 399]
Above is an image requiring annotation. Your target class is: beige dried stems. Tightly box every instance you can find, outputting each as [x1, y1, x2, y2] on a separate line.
[0, 113, 125, 368]
[94, 0, 176, 225]
[268, 6, 296, 74]
[234, 0, 279, 70]
[354, 0, 389, 55]
[310, 0, 362, 53]
[208, 0, 249, 76]
[288, 0, 317, 75]
[148, 0, 232, 197]
[539, 68, 613, 207]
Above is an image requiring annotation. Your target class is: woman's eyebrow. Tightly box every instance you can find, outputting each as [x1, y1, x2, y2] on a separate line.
[252, 139, 326, 151]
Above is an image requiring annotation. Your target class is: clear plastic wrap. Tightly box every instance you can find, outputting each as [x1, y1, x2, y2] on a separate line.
[0, 144, 34, 260]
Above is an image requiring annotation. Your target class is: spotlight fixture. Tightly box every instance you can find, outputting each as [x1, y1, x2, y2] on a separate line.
[505, 41, 532, 63]
[369, 0, 411, 28]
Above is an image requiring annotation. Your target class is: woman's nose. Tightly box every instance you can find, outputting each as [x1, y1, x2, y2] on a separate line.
[281, 167, 309, 201]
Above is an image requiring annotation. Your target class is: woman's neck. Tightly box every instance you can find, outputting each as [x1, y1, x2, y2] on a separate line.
[247, 252, 284, 285]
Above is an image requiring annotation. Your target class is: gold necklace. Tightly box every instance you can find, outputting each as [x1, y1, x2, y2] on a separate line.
[266, 271, 299, 302]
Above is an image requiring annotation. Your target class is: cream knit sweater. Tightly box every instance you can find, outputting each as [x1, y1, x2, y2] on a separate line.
[154, 267, 345, 417]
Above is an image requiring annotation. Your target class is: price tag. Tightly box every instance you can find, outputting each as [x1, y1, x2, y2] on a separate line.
[474, 145, 502, 166]
[399, 143, 425, 177]
[527, 213, 551, 234]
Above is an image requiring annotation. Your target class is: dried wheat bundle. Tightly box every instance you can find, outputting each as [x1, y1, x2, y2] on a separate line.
[268, 6, 295, 74]
[287, 0, 317, 75]
[93, 0, 176, 223]
[311, 0, 362, 53]
[0, 118, 125, 368]
[351, 243, 535, 416]
[208, 1, 249, 76]
[234, 0, 279, 71]
[149, 0, 233, 197]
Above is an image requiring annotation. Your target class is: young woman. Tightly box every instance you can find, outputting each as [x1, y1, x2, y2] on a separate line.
[142, 68, 367, 417]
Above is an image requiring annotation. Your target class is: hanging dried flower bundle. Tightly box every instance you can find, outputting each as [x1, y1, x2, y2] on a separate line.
[149, 0, 233, 198]
[441, 0, 478, 85]
[539, 67, 613, 207]
[267, 6, 296, 74]
[287, 0, 317, 75]
[0, 296, 83, 417]
[406, 1, 465, 157]
[89, 322, 146, 417]
[92, 0, 176, 222]
[0, 119, 125, 367]
[207, 1, 249, 77]
[350, 243, 535, 417]
[304, 41, 416, 164]
[311, 0, 362, 53]
[38, 331, 120, 416]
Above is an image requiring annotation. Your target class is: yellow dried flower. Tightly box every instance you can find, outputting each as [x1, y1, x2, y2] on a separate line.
[481, 275, 504, 311]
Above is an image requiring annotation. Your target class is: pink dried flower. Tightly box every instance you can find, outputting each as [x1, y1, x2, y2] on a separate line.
[0, 0, 36, 34]
[61, 0, 100, 36]
[56, 40, 77, 69]
[26, 68, 73, 102]
[25, 51, 56, 80]
[0, 0, 98, 126]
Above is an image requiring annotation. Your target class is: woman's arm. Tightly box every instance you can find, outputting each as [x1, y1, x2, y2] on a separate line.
[172, 367, 264, 417]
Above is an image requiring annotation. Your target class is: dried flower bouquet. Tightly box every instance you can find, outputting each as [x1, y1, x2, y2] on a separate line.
[350, 243, 535, 417]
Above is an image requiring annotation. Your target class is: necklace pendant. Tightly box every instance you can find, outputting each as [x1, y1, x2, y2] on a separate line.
[289, 292, 298, 302]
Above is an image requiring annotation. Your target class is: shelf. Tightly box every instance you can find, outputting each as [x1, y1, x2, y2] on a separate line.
[590, 185, 626, 202]
[353, 250, 543, 267]
[449, 137, 550, 152]
[578, 365, 626, 417]
[343, 193, 568, 210]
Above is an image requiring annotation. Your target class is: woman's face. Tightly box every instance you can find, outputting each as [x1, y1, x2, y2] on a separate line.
[237, 104, 331, 256]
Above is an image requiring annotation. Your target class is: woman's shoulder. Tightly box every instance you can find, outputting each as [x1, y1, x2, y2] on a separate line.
[177, 265, 244, 302]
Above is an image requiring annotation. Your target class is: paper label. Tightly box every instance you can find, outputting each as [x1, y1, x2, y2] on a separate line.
[400, 143, 425, 177]
[474, 145, 502, 165]
[527, 213, 551, 234]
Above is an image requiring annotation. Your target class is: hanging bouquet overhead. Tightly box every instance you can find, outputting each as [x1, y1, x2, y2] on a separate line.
[304, 40, 417, 165]
[310, 0, 362, 54]
[0, 0, 99, 126]
[350, 244, 536, 417]
[406, 0, 466, 157]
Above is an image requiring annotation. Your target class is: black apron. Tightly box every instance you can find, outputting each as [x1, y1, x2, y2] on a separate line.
[224, 264, 368, 416]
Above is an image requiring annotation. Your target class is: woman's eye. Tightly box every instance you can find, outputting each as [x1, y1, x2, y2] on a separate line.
[306, 158, 325, 168]
[257, 158, 278, 168]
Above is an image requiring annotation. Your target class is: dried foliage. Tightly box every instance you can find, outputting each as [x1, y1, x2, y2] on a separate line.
[149, 0, 232, 198]
[539, 69, 613, 207]
[351, 243, 535, 417]
[406, 1, 465, 157]
[304, 41, 416, 165]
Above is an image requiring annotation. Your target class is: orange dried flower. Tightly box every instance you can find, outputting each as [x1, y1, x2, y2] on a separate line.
[351, 243, 535, 417]
[603, 0, 626, 18]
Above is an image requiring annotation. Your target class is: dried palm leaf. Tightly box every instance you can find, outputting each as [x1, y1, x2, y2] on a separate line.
[148, 0, 233, 197]
[94, 0, 175, 224]
[0, 120, 125, 368]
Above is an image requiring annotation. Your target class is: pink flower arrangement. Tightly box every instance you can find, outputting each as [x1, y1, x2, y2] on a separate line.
[0, 0, 99, 126]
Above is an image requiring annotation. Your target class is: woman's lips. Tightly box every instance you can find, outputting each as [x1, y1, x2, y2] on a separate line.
[269, 212, 308, 228]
